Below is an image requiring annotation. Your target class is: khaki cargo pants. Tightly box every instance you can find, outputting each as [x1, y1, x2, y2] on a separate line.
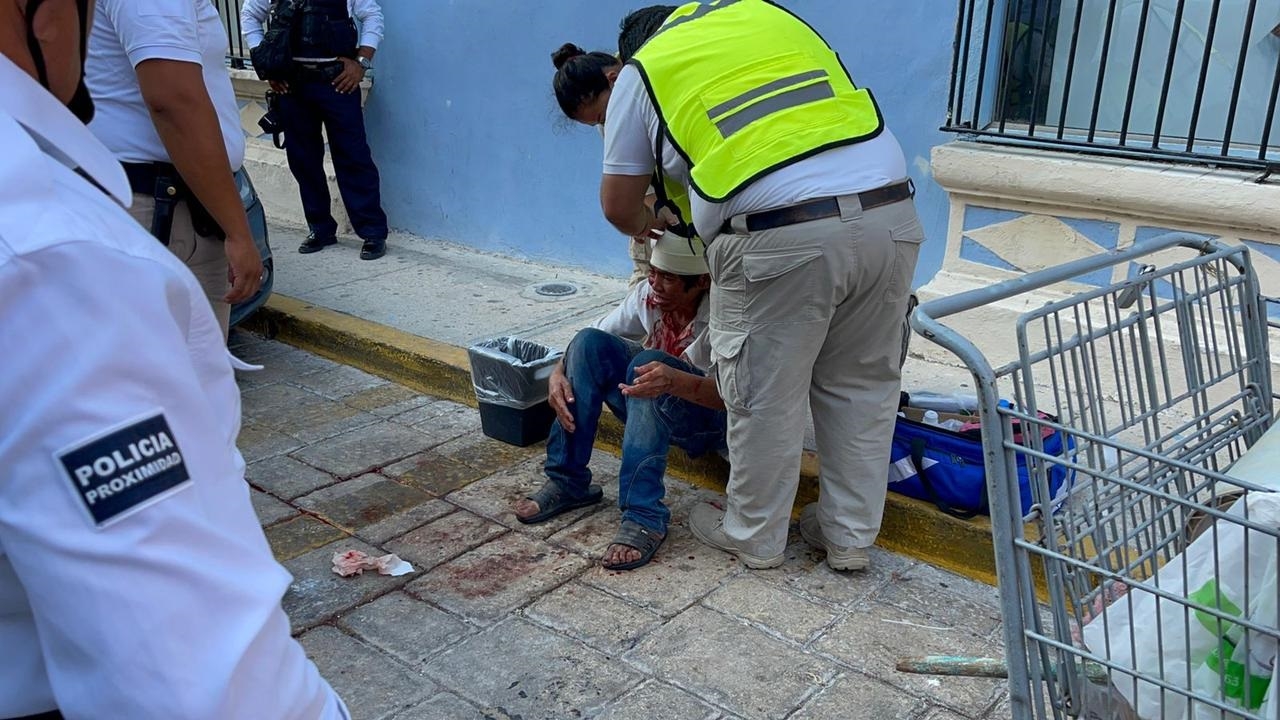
[129, 194, 231, 339]
[707, 193, 924, 558]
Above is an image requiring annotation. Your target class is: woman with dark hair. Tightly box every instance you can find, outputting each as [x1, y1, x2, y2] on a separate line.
[550, 42, 683, 286]
[550, 43, 620, 124]
[570, 2, 925, 575]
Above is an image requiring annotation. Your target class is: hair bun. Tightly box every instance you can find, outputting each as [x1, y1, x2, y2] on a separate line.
[551, 43, 587, 70]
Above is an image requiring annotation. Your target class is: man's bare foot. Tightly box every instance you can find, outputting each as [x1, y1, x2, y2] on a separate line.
[602, 543, 642, 568]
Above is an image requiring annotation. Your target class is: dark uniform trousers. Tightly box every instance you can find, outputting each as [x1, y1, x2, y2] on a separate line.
[280, 65, 388, 242]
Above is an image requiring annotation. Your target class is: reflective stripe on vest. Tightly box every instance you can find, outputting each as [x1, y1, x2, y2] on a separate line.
[630, 0, 884, 202]
[708, 69, 834, 138]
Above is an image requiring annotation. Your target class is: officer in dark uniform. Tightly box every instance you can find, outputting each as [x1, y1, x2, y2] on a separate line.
[242, 0, 390, 260]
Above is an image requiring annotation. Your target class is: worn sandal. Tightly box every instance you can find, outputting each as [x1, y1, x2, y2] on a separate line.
[516, 481, 603, 525]
[601, 520, 667, 571]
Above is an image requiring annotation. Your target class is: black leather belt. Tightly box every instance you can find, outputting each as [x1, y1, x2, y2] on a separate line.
[294, 59, 345, 81]
[121, 161, 225, 244]
[122, 160, 182, 198]
[720, 179, 914, 235]
[295, 59, 342, 69]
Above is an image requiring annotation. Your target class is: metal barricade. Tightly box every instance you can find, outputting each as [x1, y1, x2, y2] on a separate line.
[908, 233, 1279, 719]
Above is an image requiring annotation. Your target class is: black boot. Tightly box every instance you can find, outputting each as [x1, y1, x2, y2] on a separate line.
[298, 233, 337, 254]
[360, 237, 386, 260]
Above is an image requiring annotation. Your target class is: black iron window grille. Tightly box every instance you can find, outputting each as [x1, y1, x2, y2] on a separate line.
[215, 0, 251, 69]
[945, 0, 1280, 171]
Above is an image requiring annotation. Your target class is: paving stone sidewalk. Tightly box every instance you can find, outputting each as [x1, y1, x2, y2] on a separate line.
[233, 330, 1013, 720]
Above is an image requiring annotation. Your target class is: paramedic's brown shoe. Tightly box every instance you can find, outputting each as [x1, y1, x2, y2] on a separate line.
[798, 503, 869, 572]
[689, 504, 784, 569]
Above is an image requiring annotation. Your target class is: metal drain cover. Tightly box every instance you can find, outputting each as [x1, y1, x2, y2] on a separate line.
[533, 281, 579, 297]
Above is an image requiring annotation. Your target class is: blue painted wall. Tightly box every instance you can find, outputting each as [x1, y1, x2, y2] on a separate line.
[366, 1, 956, 284]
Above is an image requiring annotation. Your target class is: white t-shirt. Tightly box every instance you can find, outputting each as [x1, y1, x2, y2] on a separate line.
[87, 0, 245, 169]
[594, 282, 712, 371]
[603, 65, 907, 236]
[0, 57, 344, 720]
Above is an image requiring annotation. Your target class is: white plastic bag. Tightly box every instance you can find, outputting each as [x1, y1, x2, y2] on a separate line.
[1081, 492, 1280, 720]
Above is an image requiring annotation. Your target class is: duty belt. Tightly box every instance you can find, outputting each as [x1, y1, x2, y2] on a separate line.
[294, 59, 342, 69]
[293, 59, 345, 82]
[720, 179, 914, 235]
[122, 162, 225, 244]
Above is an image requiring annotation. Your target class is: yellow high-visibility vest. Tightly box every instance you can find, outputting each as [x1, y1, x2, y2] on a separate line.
[630, 0, 885, 202]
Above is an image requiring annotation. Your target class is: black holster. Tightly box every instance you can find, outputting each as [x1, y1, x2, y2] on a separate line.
[122, 162, 226, 245]
[259, 90, 287, 149]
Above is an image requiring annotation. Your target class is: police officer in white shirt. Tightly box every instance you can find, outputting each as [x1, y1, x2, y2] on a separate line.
[86, 0, 263, 339]
[0, 2, 348, 718]
[241, 0, 390, 260]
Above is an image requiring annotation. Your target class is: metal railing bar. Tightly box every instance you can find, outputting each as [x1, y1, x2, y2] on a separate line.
[945, 0, 1278, 167]
[1118, 0, 1154, 146]
[996, 0, 1028, 133]
[1086, 0, 1121, 143]
[1258, 42, 1280, 158]
[1221, 0, 1260, 155]
[216, 0, 251, 66]
[1151, 0, 1188, 149]
[951, 0, 975, 124]
[995, 118, 1270, 153]
[1054, 0, 1087, 140]
[1026, 0, 1051, 136]
[1186, 0, 1225, 153]
[939, 128, 1277, 169]
[972, 0, 1001, 131]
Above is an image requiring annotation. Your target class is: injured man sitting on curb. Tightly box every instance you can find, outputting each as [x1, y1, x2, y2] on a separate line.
[513, 232, 726, 571]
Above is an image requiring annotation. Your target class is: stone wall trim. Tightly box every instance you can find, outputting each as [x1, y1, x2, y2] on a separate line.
[932, 141, 1280, 238]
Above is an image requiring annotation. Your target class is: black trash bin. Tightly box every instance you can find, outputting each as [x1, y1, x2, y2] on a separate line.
[467, 337, 563, 447]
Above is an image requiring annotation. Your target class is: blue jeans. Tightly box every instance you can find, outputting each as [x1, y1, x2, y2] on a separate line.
[279, 74, 388, 241]
[544, 328, 727, 534]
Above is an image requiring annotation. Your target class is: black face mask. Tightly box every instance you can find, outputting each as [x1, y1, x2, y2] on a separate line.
[25, 0, 96, 124]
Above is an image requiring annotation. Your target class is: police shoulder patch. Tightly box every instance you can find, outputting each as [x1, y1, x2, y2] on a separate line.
[56, 412, 192, 528]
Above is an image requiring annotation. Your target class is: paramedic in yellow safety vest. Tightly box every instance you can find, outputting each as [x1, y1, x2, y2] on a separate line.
[551, 43, 702, 286]
[552, 0, 925, 572]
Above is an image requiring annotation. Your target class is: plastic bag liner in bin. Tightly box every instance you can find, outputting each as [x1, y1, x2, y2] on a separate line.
[467, 337, 563, 447]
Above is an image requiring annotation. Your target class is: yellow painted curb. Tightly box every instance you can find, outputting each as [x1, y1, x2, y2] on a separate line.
[244, 295, 475, 406]
[242, 295, 1003, 587]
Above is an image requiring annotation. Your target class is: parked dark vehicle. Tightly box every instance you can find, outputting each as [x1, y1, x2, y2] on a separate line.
[230, 168, 273, 327]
